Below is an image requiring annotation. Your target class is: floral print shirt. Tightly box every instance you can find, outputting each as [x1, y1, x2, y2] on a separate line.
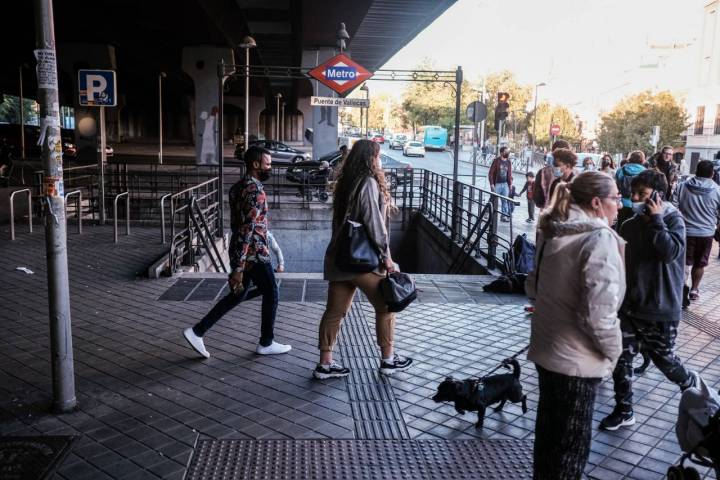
[229, 175, 271, 270]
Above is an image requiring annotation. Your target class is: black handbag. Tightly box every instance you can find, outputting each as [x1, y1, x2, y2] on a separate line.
[380, 271, 417, 312]
[335, 179, 381, 273]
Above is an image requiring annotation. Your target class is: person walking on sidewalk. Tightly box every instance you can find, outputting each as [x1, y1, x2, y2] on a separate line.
[526, 171, 625, 480]
[614, 150, 646, 230]
[489, 146, 513, 221]
[183, 146, 291, 358]
[533, 139, 570, 210]
[519, 172, 536, 223]
[547, 148, 577, 203]
[314, 139, 413, 379]
[673, 160, 720, 302]
[601, 169, 697, 431]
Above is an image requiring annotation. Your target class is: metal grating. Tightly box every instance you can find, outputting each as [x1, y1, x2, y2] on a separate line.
[683, 310, 720, 339]
[185, 439, 534, 480]
[0, 436, 76, 480]
[339, 302, 410, 439]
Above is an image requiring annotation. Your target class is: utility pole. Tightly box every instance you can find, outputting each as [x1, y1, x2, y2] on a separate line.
[34, 0, 76, 413]
[451, 66, 462, 242]
[19, 66, 25, 161]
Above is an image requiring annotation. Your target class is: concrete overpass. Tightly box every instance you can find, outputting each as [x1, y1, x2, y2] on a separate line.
[1, 0, 456, 163]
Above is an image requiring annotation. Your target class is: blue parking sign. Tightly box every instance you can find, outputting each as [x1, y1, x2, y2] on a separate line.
[78, 69, 116, 106]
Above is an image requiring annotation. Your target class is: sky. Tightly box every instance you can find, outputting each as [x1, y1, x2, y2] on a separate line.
[371, 0, 707, 131]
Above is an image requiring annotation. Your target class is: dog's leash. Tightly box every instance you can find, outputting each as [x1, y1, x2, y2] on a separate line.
[474, 344, 530, 382]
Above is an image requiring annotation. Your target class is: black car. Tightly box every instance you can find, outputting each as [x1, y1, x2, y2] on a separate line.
[285, 150, 413, 191]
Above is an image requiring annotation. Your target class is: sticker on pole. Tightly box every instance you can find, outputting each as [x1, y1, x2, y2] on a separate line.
[34, 49, 58, 89]
[308, 54, 373, 96]
[78, 70, 117, 106]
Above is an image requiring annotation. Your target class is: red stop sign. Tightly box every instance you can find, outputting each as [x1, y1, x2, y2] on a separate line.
[550, 124, 561, 136]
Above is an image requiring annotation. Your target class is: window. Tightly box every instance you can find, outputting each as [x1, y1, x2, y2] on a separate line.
[696, 106, 706, 135]
[715, 105, 720, 134]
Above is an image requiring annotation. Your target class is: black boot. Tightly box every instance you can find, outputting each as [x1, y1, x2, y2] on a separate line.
[683, 285, 690, 309]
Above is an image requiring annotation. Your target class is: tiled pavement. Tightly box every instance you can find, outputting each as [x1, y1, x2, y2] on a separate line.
[2, 222, 720, 478]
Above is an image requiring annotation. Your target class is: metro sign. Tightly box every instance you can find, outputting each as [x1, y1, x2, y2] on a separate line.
[307, 53, 373, 96]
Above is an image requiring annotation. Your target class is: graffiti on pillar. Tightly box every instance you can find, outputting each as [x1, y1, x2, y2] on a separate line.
[199, 106, 218, 165]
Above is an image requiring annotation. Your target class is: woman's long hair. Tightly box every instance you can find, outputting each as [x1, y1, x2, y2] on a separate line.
[332, 139, 392, 225]
[539, 171, 614, 233]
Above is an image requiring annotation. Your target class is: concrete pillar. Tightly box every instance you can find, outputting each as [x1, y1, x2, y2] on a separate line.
[182, 46, 234, 165]
[302, 48, 339, 159]
[57, 43, 116, 164]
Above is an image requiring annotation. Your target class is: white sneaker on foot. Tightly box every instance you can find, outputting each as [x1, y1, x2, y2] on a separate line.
[183, 328, 210, 359]
[256, 341, 292, 355]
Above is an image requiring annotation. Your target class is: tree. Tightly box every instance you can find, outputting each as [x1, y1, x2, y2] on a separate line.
[528, 101, 580, 148]
[400, 60, 475, 134]
[597, 90, 689, 155]
[0, 95, 38, 125]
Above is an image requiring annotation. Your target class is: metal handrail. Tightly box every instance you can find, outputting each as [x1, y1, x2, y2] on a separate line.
[113, 191, 130, 243]
[64, 190, 83, 234]
[10, 188, 32, 240]
[159, 193, 172, 244]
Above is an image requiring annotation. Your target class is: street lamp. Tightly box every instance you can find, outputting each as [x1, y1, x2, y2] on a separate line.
[239, 36, 256, 152]
[158, 72, 166, 164]
[360, 84, 369, 137]
[275, 93, 282, 140]
[530, 82, 546, 172]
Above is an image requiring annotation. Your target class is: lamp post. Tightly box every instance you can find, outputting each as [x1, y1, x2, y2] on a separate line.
[530, 82, 546, 172]
[239, 36, 256, 152]
[274, 93, 282, 140]
[158, 72, 166, 164]
[281, 101, 285, 142]
[360, 84, 369, 137]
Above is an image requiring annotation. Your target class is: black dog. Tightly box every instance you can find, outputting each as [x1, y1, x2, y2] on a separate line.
[432, 358, 527, 429]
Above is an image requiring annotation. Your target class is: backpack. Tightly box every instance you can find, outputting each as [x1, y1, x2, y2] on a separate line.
[618, 165, 639, 200]
[512, 234, 536, 274]
[482, 273, 528, 294]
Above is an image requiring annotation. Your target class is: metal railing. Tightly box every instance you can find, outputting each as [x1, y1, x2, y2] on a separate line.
[159, 193, 172, 244]
[10, 188, 32, 240]
[64, 189, 83, 234]
[113, 191, 130, 243]
[168, 177, 220, 273]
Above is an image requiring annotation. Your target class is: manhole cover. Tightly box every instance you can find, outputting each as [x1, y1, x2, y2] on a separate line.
[0, 436, 76, 480]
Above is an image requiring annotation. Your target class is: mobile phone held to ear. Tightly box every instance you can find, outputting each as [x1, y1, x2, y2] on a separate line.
[644, 191, 659, 215]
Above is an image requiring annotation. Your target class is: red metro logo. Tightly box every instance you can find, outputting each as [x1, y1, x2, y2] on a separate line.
[307, 53, 373, 96]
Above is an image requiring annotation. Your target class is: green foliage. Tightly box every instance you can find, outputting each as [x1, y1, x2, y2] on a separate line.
[597, 91, 689, 155]
[528, 102, 580, 147]
[0, 95, 38, 125]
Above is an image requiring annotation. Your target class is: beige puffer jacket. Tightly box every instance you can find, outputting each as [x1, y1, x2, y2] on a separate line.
[526, 205, 626, 378]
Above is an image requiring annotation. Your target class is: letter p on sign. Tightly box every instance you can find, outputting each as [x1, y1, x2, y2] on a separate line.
[78, 69, 117, 106]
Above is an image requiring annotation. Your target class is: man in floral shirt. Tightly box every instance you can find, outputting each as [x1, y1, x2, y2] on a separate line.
[183, 146, 292, 357]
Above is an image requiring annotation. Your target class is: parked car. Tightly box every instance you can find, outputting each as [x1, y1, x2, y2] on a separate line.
[240, 140, 311, 164]
[286, 150, 412, 192]
[389, 134, 408, 150]
[403, 141, 425, 157]
[371, 134, 385, 144]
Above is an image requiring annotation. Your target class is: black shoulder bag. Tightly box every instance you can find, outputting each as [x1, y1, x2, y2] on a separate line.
[335, 179, 382, 273]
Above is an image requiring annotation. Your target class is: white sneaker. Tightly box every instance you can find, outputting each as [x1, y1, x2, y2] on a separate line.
[256, 341, 292, 355]
[183, 328, 210, 359]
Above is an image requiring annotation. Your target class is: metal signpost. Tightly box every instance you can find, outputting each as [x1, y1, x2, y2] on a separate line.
[34, 0, 76, 412]
[78, 69, 117, 224]
[466, 100, 487, 186]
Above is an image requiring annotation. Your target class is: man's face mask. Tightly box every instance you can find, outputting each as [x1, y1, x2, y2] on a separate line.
[553, 166, 563, 178]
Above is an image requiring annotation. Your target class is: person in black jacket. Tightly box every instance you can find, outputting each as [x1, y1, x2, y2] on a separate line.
[600, 169, 696, 431]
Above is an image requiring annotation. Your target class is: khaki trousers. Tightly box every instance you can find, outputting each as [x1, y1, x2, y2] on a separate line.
[318, 273, 395, 352]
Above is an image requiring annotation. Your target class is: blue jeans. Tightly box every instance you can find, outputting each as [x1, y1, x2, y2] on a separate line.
[494, 182, 511, 216]
[192, 261, 278, 346]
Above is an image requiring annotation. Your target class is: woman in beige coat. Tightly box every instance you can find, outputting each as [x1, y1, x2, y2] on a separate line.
[526, 171, 625, 480]
[313, 140, 413, 380]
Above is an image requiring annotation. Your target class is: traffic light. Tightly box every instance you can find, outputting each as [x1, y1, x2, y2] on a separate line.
[494, 92, 510, 131]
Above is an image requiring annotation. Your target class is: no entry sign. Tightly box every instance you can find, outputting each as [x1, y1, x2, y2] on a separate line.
[308, 53, 373, 96]
[550, 124, 561, 136]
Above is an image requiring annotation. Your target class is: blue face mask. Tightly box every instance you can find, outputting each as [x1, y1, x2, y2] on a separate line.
[553, 167, 563, 178]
